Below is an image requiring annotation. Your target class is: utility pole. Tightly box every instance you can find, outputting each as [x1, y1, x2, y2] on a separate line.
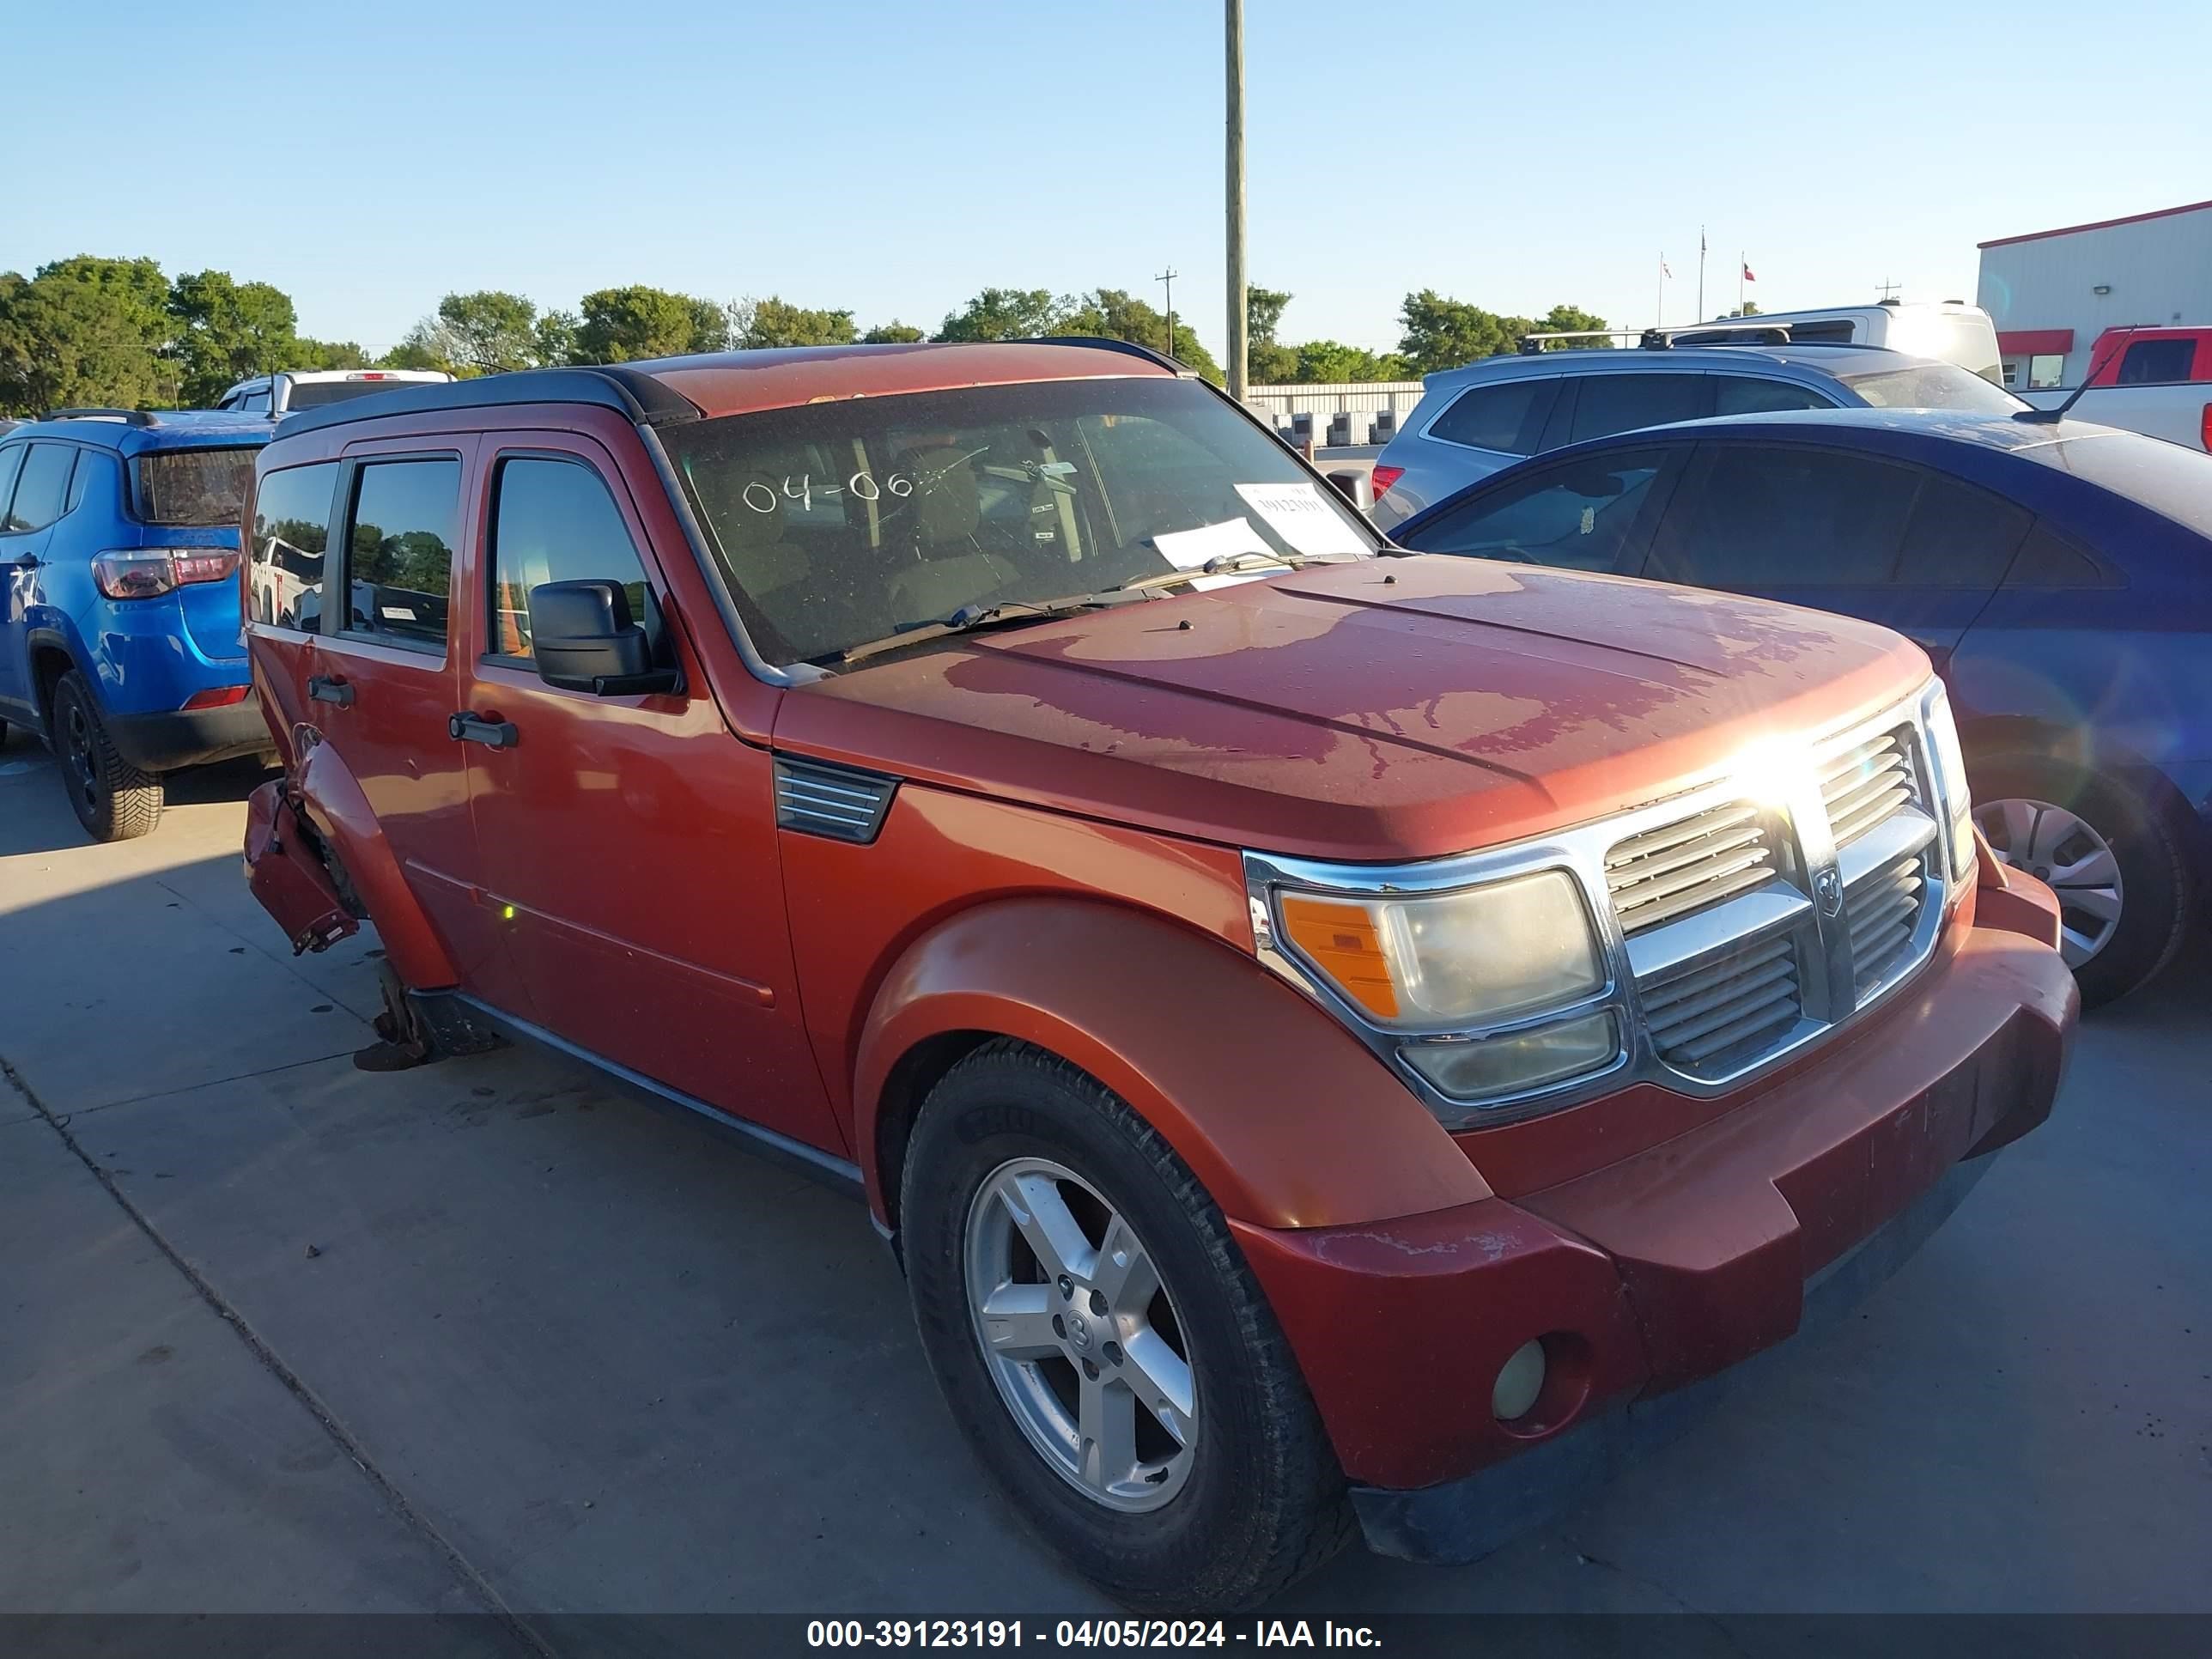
[1157, 267, 1178, 364]
[1224, 0, 1248, 399]
[1876, 277, 1902, 301]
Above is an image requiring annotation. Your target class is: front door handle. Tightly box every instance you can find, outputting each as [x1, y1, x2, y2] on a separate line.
[307, 674, 354, 707]
[448, 710, 519, 749]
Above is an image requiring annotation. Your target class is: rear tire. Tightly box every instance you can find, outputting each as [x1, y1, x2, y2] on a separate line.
[1971, 755, 2191, 1008]
[54, 670, 163, 842]
[901, 1041, 1352, 1611]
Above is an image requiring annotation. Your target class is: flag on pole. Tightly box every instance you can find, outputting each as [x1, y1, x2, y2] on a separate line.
[1742, 261, 1757, 283]
[1661, 256, 1673, 278]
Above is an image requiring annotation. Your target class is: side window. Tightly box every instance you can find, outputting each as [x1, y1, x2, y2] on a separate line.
[341, 459, 460, 653]
[249, 462, 338, 633]
[5, 443, 76, 533]
[1568, 374, 1708, 444]
[488, 458, 657, 660]
[64, 448, 116, 514]
[240, 389, 273, 414]
[1425, 379, 1558, 456]
[0, 446, 27, 527]
[2115, 338, 2194, 386]
[1712, 377, 1833, 416]
[2003, 522, 2115, 590]
[1893, 474, 2031, 588]
[1648, 444, 1915, 588]
[1400, 447, 1670, 574]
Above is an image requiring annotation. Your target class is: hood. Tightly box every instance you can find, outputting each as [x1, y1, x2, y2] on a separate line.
[771, 557, 1929, 863]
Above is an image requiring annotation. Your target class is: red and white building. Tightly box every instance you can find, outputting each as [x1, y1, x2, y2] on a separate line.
[1977, 198, 2212, 389]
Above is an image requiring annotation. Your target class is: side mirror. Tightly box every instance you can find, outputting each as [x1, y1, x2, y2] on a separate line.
[527, 580, 682, 696]
[1326, 469, 1375, 512]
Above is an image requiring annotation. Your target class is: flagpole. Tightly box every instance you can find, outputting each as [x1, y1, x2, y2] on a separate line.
[1738, 251, 1744, 316]
[1656, 254, 1663, 328]
[1697, 226, 1706, 322]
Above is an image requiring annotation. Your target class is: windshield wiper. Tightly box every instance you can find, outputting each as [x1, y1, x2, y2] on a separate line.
[826, 594, 1119, 667]
[1112, 549, 1309, 594]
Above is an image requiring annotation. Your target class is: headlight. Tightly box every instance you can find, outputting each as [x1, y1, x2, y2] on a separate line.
[1277, 870, 1604, 1029]
[1923, 684, 1974, 882]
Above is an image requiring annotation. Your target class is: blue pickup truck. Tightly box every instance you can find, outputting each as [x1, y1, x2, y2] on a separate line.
[0, 409, 271, 839]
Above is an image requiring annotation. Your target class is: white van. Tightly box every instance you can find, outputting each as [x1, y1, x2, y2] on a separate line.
[1669, 301, 2002, 383]
[214, 368, 454, 416]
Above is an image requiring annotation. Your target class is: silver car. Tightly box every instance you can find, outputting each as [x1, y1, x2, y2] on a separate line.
[1368, 342, 2025, 530]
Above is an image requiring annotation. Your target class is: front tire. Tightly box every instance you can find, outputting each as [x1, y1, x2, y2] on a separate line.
[1971, 756, 2192, 1007]
[55, 670, 163, 842]
[901, 1042, 1352, 1611]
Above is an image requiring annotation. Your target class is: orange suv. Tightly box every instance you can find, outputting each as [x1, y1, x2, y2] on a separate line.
[241, 341, 2076, 1609]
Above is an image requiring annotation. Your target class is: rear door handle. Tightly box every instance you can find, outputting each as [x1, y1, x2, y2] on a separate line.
[307, 674, 354, 707]
[448, 711, 519, 749]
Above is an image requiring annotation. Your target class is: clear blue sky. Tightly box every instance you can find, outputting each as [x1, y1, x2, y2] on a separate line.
[8, 0, 2208, 357]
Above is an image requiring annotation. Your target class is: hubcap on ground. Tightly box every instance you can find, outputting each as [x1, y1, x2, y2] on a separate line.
[1973, 797, 2124, 969]
[64, 704, 99, 809]
[963, 1156, 1196, 1511]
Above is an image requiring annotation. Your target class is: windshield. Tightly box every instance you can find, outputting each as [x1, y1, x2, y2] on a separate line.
[1839, 362, 2026, 415]
[134, 447, 259, 527]
[285, 379, 431, 410]
[664, 376, 1380, 665]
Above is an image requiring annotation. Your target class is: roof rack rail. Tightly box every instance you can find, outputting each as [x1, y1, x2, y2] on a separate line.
[1516, 324, 1798, 356]
[42, 406, 158, 425]
[1026, 336, 1196, 377]
[271, 365, 702, 441]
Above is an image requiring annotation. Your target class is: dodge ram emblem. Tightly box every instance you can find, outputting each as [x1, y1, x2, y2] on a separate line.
[1814, 867, 1844, 917]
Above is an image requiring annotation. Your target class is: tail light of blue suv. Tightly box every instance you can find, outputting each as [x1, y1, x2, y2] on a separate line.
[91, 549, 241, 600]
[1369, 464, 1405, 508]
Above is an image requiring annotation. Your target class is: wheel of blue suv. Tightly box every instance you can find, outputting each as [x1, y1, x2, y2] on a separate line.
[1972, 755, 2192, 1008]
[900, 1040, 1353, 1611]
[54, 669, 163, 842]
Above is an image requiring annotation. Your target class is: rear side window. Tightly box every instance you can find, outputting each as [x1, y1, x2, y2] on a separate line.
[1568, 374, 1707, 444]
[342, 459, 460, 652]
[488, 458, 656, 659]
[1712, 377, 1832, 416]
[137, 447, 259, 526]
[7, 443, 76, 532]
[1425, 379, 1556, 455]
[1648, 444, 1917, 587]
[1400, 447, 1669, 574]
[1893, 474, 2031, 587]
[2116, 338, 2195, 386]
[2003, 523, 2116, 589]
[0, 445, 31, 529]
[66, 448, 118, 514]
[250, 463, 338, 633]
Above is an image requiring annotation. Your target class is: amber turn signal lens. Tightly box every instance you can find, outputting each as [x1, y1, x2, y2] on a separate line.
[1278, 895, 1400, 1019]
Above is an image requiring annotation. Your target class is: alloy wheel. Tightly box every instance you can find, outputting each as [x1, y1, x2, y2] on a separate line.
[963, 1157, 1197, 1511]
[64, 702, 100, 811]
[1973, 796, 2124, 969]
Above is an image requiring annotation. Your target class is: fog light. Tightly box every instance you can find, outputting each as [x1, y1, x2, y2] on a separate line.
[1492, 1339, 1546, 1421]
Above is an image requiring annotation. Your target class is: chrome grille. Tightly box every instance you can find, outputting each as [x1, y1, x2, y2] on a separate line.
[1821, 730, 1917, 851]
[1605, 803, 1774, 933]
[1848, 854, 1926, 991]
[1641, 933, 1802, 1076]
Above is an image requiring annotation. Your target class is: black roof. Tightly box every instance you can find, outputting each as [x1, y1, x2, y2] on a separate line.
[271, 365, 702, 441]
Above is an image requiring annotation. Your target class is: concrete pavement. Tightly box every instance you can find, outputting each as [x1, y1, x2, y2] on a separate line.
[2, 736, 2207, 1628]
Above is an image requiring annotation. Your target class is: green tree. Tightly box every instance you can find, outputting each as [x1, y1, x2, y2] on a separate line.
[574, 285, 703, 362]
[1247, 285, 1292, 348]
[1724, 301, 1762, 318]
[1396, 289, 1523, 376]
[862, 321, 926, 343]
[738, 295, 857, 349]
[534, 308, 580, 366]
[378, 333, 460, 374]
[0, 256, 180, 414]
[933, 287, 1066, 342]
[168, 270, 307, 403]
[1057, 289, 1223, 383]
[685, 295, 732, 354]
[1291, 340, 1389, 383]
[301, 338, 370, 370]
[1535, 302, 1613, 348]
[430, 290, 539, 374]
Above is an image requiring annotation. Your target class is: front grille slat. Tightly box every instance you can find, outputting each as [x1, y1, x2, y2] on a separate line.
[1821, 730, 1917, 852]
[1641, 933, 1802, 1077]
[1847, 855, 1926, 990]
[1606, 803, 1775, 934]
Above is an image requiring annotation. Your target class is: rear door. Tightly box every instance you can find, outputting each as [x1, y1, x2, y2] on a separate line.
[457, 433, 839, 1152]
[0, 441, 33, 721]
[1642, 441, 2027, 665]
[304, 439, 510, 994]
[0, 442, 76, 720]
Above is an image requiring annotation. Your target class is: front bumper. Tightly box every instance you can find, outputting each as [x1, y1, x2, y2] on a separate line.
[106, 699, 269, 772]
[1229, 908, 2076, 1559]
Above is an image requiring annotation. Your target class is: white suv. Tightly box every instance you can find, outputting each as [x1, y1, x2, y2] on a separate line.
[215, 368, 453, 416]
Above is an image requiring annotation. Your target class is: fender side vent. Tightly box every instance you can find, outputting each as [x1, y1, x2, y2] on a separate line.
[775, 756, 896, 844]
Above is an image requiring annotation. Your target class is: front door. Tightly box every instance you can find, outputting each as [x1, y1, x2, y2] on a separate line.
[455, 435, 841, 1156]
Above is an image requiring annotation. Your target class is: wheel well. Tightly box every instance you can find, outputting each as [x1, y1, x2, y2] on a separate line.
[872, 1029, 999, 1238]
[32, 645, 74, 728]
[1962, 715, 2208, 875]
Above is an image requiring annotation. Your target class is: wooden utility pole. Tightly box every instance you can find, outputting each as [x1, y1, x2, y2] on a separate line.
[1224, 0, 1248, 398]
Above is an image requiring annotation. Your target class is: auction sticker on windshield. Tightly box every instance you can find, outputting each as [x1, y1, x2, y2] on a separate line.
[1235, 481, 1367, 556]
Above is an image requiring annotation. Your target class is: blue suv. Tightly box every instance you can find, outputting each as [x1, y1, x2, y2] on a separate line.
[0, 409, 271, 839]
